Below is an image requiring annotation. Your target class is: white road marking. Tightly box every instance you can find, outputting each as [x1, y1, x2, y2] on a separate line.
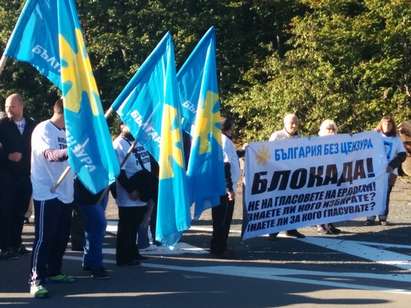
[106, 221, 411, 271]
[188, 225, 241, 234]
[349, 240, 411, 250]
[64, 255, 411, 295]
[299, 237, 411, 271]
[106, 221, 238, 235]
[100, 221, 411, 293]
[101, 242, 208, 256]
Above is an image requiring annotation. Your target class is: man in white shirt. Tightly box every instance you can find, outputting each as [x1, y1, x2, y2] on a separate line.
[29, 99, 75, 298]
[269, 113, 305, 239]
[210, 118, 241, 258]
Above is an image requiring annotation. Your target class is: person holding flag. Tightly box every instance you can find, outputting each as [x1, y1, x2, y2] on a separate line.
[110, 32, 190, 246]
[177, 26, 226, 219]
[30, 99, 75, 298]
[113, 124, 153, 266]
[1, 0, 119, 196]
[210, 117, 240, 257]
[2, 0, 119, 297]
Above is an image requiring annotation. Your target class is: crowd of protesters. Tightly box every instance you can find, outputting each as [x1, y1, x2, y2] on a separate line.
[0, 93, 409, 299]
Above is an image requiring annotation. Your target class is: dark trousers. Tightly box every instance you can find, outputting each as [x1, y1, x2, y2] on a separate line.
[380, 178, 394, 219]
[368, 175, 395, 221]
[211, 195, 234, 254]
[0, 173, 12, 250]
[70, 205, 85, 250]
[149, 201, 158, 243]
[8, 175, 32, 249]
[30, 199, 73, 284]
[116, 206, 147, 265]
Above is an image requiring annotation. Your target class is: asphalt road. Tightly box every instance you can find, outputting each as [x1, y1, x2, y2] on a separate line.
[1, 188, 410, 308]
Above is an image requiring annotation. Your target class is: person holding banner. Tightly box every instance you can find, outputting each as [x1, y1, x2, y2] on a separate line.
[365, 116, 406, 226]
[316, 119, 341, 235]
[113, 124, 152, 266]
[210, 117, 240, 258]
[29, 99, 75, 298]
[268, 113, 305, 238]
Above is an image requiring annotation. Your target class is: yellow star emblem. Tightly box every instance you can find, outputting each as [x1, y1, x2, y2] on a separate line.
[192, 91, 222, 154]
[59, 29, 100, 116]
[159, 104, 185, 180]
[256, 145, 270, 165]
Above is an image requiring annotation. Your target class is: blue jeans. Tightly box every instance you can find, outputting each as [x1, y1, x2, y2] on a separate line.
[79, 196, 107, 269]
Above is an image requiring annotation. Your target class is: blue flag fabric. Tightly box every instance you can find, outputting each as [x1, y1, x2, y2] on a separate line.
[3, 0, 61, 87]
[111, 33, 191, 246]
[177, 27, 225, 218]
[3, 0, 120, 193]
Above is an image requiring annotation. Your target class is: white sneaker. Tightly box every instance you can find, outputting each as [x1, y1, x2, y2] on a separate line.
[30, 284, 49, 298]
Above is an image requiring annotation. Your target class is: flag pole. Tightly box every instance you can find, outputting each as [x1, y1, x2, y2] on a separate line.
[104, 106, 113, 118]
[95, 139, 137, 204]
[50, 166, 71, 193]
[50, 105, 117, 192]
[0, 55, 8, 76]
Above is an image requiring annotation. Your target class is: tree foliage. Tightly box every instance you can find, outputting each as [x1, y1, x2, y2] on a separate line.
[0, 0, 300, 124]
[0, 0, 410, 142]
[226, 0, 411, 141]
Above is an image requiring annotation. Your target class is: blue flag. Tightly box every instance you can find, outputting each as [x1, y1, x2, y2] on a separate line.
[111, 33, 191, 246]
[3, 0, 61, 86]
[177, 27, 225, 218]
[3, 0, 120, 193]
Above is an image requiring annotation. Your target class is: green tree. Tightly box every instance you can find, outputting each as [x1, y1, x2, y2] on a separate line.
[0, 0, 300, 124]
[226, 0, 411, 142]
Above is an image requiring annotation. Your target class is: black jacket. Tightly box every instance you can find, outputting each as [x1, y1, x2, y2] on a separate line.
[0, 117, 35, 176]
[0, 129, 7, 175]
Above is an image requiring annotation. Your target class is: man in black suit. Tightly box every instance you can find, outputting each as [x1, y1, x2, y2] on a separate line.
[0, 93, 35, 257]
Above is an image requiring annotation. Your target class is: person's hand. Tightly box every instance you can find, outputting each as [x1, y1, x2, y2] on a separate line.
[227, 191, 235, 202]
[128, 190, 140, 201]
[8, 152, 22, 162]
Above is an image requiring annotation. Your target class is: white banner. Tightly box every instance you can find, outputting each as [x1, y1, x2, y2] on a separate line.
[242, 131, 388, 240]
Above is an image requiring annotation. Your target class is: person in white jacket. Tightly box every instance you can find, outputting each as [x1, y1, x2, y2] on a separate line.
[269, 113, 305, 239]
[365, 116, 406, 225]
[316, 119, 342, 235]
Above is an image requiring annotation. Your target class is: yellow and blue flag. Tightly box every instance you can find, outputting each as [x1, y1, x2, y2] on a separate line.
[111, 33, 191, 246]
[3, 0, 119, 193]
[177, 27, 225, 218]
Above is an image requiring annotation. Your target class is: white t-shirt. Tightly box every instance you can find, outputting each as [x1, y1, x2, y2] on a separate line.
[269, 129, 299, 141]
[380, 133, 406, 174]
[31, 120, 74, 204]
[222, 134, 240, 193]
[113, 135, 150, 207]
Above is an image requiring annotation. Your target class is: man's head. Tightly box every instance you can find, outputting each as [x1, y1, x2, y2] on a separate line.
[120, 123, 130, 134]
[283, 113, 299, 135]
[50, 98, 65, 128]
[376, 115, 397, 137]
[53, 98, 64, 116]
[221, 117, 234, 138]
[5, 93, 24, 121]
[120, 123, 133, 140]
